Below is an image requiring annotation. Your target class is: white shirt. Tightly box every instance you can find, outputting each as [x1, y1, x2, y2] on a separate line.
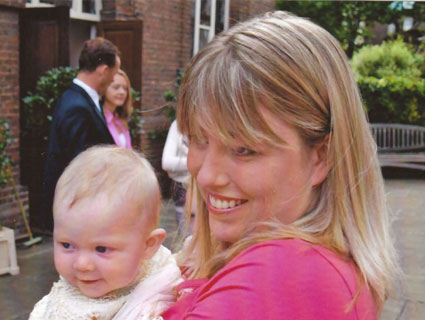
[72, 78, 101, 112]
[161, 120, 189, 184]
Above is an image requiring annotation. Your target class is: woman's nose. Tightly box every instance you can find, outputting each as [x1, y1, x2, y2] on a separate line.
[189, 146, 229, 188]
[73, 252, 95, 272]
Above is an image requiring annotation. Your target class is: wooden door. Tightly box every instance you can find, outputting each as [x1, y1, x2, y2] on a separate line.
[19, 6, 69, 232]
[97, 20, 143, 94]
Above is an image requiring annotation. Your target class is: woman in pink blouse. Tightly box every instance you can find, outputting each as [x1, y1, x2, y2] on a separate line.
[162, 11, 401, 320]
[103, 69, 132, 149]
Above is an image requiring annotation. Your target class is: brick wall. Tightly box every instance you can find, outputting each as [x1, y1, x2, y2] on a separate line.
[0, 4, 30, 238]
[230, 0, 275, 26]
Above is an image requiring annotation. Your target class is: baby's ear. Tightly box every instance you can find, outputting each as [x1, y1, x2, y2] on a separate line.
[143, 228, 166, 260]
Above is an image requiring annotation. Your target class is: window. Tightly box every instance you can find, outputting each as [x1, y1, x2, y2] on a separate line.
[26, 0, 102, 21]
[70, 0, 102, 21]
[193, 0, 229, 54]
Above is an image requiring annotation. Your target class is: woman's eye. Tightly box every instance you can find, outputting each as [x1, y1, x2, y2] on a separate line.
[234, 146, 255, 156]
[190, 136, 208, 147]
[95, 246, 108, 253]
[61, 242, 72, 249]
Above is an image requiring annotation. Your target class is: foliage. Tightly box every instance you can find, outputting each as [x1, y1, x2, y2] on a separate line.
[352, 39, 424, 78]
[148, 71, 183, 140]
[275, 1, 425, 57]
[0, 119, 13, 186]
[163, 90, 177, 121]
[351, 40, 425, 125]
[22, 67, 78, 141]
[162, 70, 183, 122]
[129, 88, 143, 140]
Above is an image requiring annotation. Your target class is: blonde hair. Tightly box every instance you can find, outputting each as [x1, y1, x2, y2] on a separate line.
[177, 11, 400, 310]
[53, 145, 161, 228]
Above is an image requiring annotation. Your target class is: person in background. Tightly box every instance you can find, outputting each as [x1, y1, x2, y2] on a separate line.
[31, 146, 182, 320]
[163, 11, 401, 319]
[103, 69, 133, 149]
[162, 119, 191, 235]
[42, 37, 120, 231]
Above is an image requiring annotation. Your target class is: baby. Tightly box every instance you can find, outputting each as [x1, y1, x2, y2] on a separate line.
[29, 145, 182, 320]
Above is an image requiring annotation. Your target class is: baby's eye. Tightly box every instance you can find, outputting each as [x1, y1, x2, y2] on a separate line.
[95, 246, 108, 253]
[61, 242, 72, 249]
[234, 146, 256, 156]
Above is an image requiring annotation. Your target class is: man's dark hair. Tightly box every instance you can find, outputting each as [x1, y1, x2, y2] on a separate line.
[78, 37, 120, 72]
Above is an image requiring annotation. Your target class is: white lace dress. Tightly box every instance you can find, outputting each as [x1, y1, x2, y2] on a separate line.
[29, 246, 182, 320]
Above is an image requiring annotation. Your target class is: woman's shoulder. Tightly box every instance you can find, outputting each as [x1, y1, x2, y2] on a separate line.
[230, 238, 356, 284]
[237, 238, 347, 263]
[218, 238, 368, 306]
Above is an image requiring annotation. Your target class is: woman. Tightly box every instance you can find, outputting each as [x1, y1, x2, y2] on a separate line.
[103, 69, 132, 148]
[163, 11, 400, 319]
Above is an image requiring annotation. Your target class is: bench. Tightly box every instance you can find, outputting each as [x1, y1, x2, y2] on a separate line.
[370, 123, 425, 170]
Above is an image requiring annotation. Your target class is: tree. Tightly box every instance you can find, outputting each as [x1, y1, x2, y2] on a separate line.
[275, 1, 424, 57]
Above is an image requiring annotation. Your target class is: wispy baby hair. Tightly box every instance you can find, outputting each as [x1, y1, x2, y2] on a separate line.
[53, 145, 161, 227]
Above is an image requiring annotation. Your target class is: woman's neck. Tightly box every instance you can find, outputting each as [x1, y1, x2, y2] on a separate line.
[103, 100, 116, 113]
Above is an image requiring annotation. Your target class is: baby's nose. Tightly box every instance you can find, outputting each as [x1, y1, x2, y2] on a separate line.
[73, 252, 95, 272]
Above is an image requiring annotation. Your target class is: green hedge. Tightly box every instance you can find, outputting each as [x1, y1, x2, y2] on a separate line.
[351, 40, 425, 125]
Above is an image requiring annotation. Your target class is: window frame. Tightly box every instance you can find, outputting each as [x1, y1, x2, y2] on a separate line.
[193, 0, 229, 55]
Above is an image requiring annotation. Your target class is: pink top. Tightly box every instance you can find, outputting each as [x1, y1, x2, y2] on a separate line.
[104, 109, 131, 149]
[163, 239, 377, 320]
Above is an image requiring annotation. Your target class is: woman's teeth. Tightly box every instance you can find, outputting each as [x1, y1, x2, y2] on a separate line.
[209, 195, 244, 209]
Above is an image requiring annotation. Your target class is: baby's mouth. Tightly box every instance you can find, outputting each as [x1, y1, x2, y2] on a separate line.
[79, 279, 98, 284]
[209, 195, 247, 210]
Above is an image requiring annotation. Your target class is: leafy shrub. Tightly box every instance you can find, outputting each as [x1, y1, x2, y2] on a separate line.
[351, 40, 425, 125]
[22, 67, 78, 141]
[352, 39, 424, 78]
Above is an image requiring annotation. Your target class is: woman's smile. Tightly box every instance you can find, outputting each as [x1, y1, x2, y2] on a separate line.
[207, 194, 248, 211]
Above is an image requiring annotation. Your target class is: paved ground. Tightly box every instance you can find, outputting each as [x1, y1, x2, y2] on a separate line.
[380, 180, 425, 320]
[0, 180, 424, 320]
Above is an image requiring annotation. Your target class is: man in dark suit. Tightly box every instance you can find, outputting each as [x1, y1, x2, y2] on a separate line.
[41, 37, 121, 231]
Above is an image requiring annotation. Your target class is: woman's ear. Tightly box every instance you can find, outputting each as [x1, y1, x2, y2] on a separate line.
[311, 134, 332, 187]
[142, 228, 166, 260]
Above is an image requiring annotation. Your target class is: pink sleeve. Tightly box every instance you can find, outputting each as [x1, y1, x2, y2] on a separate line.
[164, 239, 376, 320]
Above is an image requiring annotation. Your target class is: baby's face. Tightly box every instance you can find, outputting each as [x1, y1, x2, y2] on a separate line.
[53, 196, 152, 298]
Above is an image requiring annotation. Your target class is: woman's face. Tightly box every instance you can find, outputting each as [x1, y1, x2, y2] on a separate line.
[188, 109, 327, 243]
[104, 74, 128, 108]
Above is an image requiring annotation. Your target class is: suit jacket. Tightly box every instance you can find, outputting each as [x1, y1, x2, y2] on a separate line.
[42, 83, 114, 231]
